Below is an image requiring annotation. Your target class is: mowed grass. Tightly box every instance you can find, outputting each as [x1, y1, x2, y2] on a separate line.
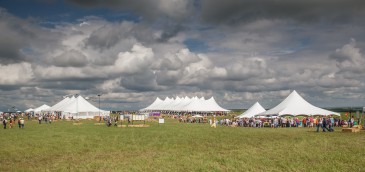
[1, 119, 365, 172]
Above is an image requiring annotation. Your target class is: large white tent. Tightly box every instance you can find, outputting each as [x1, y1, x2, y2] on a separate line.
[25, 108, 34, 112]
[237, 102, 266, 118]
[45, 97, 71, 112]
[141, 96, 230, 112]
[44, 95, 109, 119]
[259, 90, 340, 116]
[33, 104, 50, 113]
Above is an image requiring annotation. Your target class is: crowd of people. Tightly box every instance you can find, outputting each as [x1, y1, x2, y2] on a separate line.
[1, 113, 26, 129]
[218, 115, 359, 132]
[1, 111, 360, 132]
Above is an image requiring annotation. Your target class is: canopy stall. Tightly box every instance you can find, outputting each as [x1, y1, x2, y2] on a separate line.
[33, 104, 50, 113]
[140, 96, 230, 112]
[43, 95, 110, 119]
[259, 90, 340, 116]
[24, 108, 34, 113]
[236, 102, 266, 118]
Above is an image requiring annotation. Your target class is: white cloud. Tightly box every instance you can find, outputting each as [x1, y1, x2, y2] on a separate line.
[114, 43, 154, 74]
[0, 62, 33, 85]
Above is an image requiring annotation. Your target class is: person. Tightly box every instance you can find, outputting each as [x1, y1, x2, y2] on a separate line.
[18, 118, 21, 128]
[302, 117, 307, 127]
[350, 116, 355, 128]
[114, 119, 118, 127]
[20, 118, 25, 129]
[273, 118, 278, 128]
[3, 118, 7, 129]
[322, 117, 329, 132]
[38, 115, 42, 124]
[316, 117, 322, 132]
[309, 116, 314, 128]
[211, 116, 217, 128]
[330, 116, 334, 128]
[107, 118, 112, 127]
[9, 118, 13, 129]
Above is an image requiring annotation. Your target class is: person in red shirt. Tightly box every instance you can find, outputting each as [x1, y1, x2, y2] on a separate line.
[302, 118, 307, 127]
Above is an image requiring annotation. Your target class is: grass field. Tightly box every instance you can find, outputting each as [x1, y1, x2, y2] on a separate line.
[1, 118, 365, 172]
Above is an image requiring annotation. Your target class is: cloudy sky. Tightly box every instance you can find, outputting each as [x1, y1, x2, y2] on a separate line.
[1, 0, 365, 111]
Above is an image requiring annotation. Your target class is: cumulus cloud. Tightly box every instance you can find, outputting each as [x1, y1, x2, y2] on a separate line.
[329, 39, 365, 73]
[0, 62, 33, 86]
[114, 43, 154, 75]
[49, 49, 89, 67]
[1, 2, 365, 111]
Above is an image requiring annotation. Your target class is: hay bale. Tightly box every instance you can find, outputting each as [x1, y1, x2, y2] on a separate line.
[342, 128, 361, 133]
[352, 125, 362, 129]
[342, 128, 353, 132]
[117, 124, 150, 128]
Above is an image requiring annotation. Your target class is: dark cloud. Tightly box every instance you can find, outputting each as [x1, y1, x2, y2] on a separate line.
[39, 80, 101, 90]
[0, 8, 31, 64]
[85, 22, 133, 49]
[200, 0, 365, 24]
[120, 71, 161, 92]
[66, 0, 194, 21]
[157, 24, 186, 42]
[49, 49, 89, 67]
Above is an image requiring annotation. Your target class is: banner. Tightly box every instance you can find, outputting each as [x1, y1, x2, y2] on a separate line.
[159, 118, 165, 124]
[149, 112, 160, 116]
[132, 115, 145, 121]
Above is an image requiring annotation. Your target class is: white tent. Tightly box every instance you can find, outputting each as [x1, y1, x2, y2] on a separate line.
[25, 108, 34, 112]
[237, 102, 266, 118]
[44, 97, 71, 112]
[192, 115, 204, 118]
[56, 95, 109, 119]
[259, 90, 340, 116]
[141, 97, 163, 111]
[140, 96, 229, 112]
[33, 104, 51, 113]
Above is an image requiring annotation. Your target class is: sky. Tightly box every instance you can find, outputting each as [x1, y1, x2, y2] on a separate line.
[0, 0, 365, 111]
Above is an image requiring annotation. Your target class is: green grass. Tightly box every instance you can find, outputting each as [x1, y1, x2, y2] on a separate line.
[1, 119, 365, 172]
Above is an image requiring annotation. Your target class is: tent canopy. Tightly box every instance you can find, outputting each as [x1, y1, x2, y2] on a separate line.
[259, 90, 340, 116]
[237, 102, 266, 118]
[43, 95, 109, 119]
[33, 104, 50, 113]
[140, 96, 230, 112]
[25, 108, 34, 112]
